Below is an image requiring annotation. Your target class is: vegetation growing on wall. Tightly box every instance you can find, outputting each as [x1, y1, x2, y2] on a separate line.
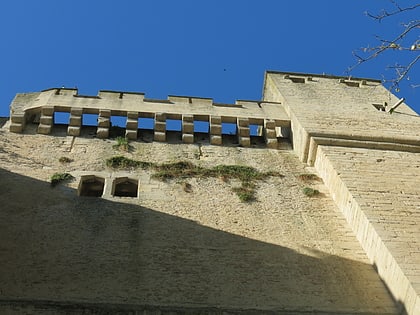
[113, 136, 130, 152]
[50, 172, 74, 187]
[105, 155, 283, 202]
[302, 186, 320, 197]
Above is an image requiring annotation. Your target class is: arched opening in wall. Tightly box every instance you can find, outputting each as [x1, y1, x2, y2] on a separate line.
[110, 115, 127, 138]
[78, 175, 105, 197]
[221, 121, 238, 145]
[138, 116, 155, 142]
[194, 120, 209, 143]
[53, 112, 70, 135]
[112, 177, 138, 197]
[82, 113, 99, 137]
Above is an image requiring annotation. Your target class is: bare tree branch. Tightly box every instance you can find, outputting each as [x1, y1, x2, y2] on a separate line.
[365, 1, 420, 21]
[348, 1, 420, 92]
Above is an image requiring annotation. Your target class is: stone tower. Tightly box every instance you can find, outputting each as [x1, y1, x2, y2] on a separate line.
[1, 71, 419, 314]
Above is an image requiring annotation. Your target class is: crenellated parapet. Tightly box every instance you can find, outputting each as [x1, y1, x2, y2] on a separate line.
[9, 88, 291, 148]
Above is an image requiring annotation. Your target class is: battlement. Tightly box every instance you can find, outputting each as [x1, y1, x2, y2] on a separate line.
[9, 88, 291, 148]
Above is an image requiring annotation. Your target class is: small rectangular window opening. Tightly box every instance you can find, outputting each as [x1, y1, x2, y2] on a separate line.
[82, 114, 99, 126]
[373, 104, 386, 112]
[166, 119, 182, 131]
[111, 116, 127, 128]
[113, 178, 138, 198]
[249, 124, 261, 137]
[221, 122, 237, 135]
[54, 112, 70, 125]
[194, 121, 209, 133]
[138, 117, 154, 130]
[109, 116, 127, 138]
[79, 176, 105, 197]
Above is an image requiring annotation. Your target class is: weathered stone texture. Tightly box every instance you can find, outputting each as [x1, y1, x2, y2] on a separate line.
[315, 146, 420, 315]
[0, 127, 397, 314]
[263, 71, 420, 315]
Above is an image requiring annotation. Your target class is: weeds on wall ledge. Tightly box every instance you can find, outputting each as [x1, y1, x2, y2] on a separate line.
[106, 156, 284, 202]
[50, 172, 74, 187]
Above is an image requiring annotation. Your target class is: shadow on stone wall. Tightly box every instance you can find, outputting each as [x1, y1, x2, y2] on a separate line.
[0, 168, 397, 314]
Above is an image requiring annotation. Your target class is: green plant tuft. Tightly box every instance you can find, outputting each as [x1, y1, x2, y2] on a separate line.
[113, 136, 129, 151]
[232, 186, 255, 202]
[106, 156, 152, 169]
[50, 173, 74, 187]
[302, 187, 320, 197]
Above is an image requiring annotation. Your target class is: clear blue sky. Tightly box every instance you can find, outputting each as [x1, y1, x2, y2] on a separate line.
[0, 0, 419, 116]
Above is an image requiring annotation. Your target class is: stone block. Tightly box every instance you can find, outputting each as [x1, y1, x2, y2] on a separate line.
[155, 113, 166, 121]
[98, 117, 110, 128]
[41, 106, 54, 116]
[265, 129, 277, 139]
[182, 133, 194, 144]
[69, 116, 82, 126]
[238, 127, 250, 137]
[70, 107, 83, 116]
[182, 114, 194, 123]
[237, 118, 249, 127]
[9, 123, 23, 133]
[127, 111, 138, 119]
[154, 131, 166, 142]
[96, 127, 109, 139]
[126, 118, 138, 130]
[126, 129, 137, 140]
[37, 124, 52, 135]
[266, 138, 278, 149]
[40, 116, 53, 125]
[210, 116, 222, 124]
[182, 122, 194, 134]
[11, 113, 25, 124]
[210, 135, 222, 145]
[210, 125, 222, 135]
[67, 126, 81, 136]
[99, 109, 111, 117]
[239, 136, 251, 147]
[155, 121, 166, 132]
[264, 119, 276, 129]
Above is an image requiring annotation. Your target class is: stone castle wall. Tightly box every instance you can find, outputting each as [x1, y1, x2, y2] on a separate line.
[2, 71, 420, 314]
[263, 71, 420, 315]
